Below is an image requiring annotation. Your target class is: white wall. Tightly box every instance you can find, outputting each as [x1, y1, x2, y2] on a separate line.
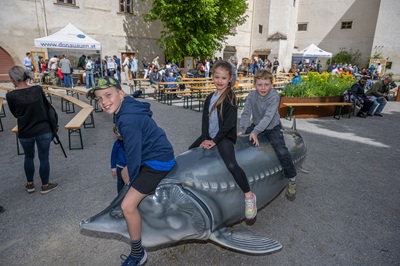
[372, 0, 400, 79]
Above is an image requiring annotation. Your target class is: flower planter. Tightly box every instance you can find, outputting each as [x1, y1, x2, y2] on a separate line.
[279, 96, 345, 118]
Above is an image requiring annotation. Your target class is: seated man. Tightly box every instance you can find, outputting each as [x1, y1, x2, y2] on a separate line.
[365, 76, 392, 117]
[351, 77, 373, 118]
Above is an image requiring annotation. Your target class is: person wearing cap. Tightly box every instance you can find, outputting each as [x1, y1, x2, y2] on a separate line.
[86, 76, 175, 266]
[365, 76, 392, 117]
[350, 77, 374, 118]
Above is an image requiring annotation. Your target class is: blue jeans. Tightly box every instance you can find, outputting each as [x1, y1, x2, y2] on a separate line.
[246, 123, 297, 179]
[86, 71, 95, 89]
[19, 132, 53, 185]
[368, 96, 387, 115]
[116, 167, 124, 194]
[63, 73, 71, 88]
[116, 69, 121, 83]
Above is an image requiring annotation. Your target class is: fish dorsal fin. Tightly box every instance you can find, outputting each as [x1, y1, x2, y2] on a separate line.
[209, 226, 282, 254]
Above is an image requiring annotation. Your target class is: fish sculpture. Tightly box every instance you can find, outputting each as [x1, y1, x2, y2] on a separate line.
[80, 127, 306, 254]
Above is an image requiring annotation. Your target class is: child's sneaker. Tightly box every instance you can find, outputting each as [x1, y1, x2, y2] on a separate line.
[245, 192, 257, 220]
[26, 183, 35, 193]
[286, 180, 297, 201]
[120, 249, 147, 266]
[41, 183, 59, 194]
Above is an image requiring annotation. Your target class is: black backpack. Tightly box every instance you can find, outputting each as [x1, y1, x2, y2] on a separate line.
[41, 91, 67, 157]
[343, 89, 361, 107]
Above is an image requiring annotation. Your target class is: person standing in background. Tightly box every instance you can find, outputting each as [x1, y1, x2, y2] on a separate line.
[85, 56, 95, 89]
[272, 57, 279, 74]
[48, 55, 59, 86]
[152, 55, 160, 69]
[142, 57, 149, 79]
[77, 55, 86, 70]
[114, 55, 122, 83]
[59, 54, 72, 88]
[122, 54, 130, 82]
[23, 52, 34, 72]
[204, 58, 210, 78]
[130, 54, 139, 80]
[6, 66, 59, 194]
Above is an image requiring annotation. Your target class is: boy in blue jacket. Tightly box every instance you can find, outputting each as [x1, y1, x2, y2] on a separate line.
[87, 77, 175, 266]
[110, 126, 127, 194]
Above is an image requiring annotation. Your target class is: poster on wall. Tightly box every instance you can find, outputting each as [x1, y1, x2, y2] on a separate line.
[369, 59, 386, 76]
[184, 56, 194, 69]
[30, 51, 45, 73]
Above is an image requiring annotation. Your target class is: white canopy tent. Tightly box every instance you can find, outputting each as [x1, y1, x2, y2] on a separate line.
[293, 43, 332, 58]
[34, 23, 101, 50]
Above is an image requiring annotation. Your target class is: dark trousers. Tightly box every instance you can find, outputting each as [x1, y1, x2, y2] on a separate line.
[246, 124, 297, 179]
[189, 137, 250, 193]
[116, 167, 124, 194]
[359, 97, 373, 113]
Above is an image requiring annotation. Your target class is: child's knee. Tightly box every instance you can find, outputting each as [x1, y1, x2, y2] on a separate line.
[121, 199, 137, 215]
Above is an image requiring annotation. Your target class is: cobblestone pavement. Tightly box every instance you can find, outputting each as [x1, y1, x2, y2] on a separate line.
[1, 85, 399, 266]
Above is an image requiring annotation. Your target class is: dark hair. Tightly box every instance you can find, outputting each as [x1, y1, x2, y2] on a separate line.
[209, 60, 237, 117]
[9, 65, 33, 82]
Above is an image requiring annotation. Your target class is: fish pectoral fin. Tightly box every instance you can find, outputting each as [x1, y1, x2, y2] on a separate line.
[209, 226, 282, 254]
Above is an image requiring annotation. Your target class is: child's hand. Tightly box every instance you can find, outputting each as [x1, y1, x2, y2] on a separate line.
[111, 169, 117, 178]
[237, 131, 243, 136]
[249, 133, 259, 146]
[200, 140, 216, 149]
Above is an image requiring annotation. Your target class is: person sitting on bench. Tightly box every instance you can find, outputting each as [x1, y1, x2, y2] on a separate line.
[351, 77, 373, 118]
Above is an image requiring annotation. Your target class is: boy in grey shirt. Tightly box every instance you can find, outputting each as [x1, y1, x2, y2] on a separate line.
[238, 69, 297, 200]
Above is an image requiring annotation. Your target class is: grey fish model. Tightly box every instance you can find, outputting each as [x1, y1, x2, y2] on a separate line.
[80, 128, 306, 254]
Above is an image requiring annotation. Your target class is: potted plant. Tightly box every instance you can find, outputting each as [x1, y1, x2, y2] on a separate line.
[279, 72, 354, 118]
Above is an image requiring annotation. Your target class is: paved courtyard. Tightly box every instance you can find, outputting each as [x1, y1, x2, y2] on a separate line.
[0, 84, 399, 266]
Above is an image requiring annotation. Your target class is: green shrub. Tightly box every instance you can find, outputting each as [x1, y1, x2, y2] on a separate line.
[280, 72, 354, 97]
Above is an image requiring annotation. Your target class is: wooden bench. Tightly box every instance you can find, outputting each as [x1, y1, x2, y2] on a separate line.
[236, 93, 249, 107]
[0, 97, 4, 132]
[11, 125, 24, 155]
[129, 79, 151, 98]
[156, 81, 214, 104]
[44, 89, 95, 150]
[64, 107, 94, 150]
[41, 85, 103, 113]
[282, 102, 354, 120]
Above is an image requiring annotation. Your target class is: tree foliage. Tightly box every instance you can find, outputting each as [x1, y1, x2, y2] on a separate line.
[142, 0, 248, 62]
[328, 48, 362, 67]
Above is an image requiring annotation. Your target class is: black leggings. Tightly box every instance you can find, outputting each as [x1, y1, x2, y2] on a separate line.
[189, 137, 250, 193]
[216, 138, 250, 193]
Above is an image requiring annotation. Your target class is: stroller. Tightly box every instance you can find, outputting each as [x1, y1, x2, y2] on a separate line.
[185, 69, 201, 78]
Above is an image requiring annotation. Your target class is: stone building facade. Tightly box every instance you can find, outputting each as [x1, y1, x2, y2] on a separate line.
[0, 0, 399, 80]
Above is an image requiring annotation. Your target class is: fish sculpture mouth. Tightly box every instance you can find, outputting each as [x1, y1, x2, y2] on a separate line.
[80, 128, 306, 254]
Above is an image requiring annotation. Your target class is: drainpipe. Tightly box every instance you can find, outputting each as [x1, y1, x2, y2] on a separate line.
[249, 0, 256, 58]
[41, 0, 48, 36]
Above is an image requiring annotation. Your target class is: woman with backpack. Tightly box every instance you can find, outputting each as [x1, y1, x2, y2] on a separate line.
[6, 66, 59, 194]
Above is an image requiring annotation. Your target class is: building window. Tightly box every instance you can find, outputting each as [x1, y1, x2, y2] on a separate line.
[293, 0, 296, 7]
[341, 21, 353, 29]
[57, 0, 75, 4]
[120, 0, 133, 14]
[298, 23, 308, 31]
[259, 25, 263, 34]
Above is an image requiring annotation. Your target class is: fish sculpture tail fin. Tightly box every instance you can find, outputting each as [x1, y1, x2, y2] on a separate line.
[209, 226, 282, 254]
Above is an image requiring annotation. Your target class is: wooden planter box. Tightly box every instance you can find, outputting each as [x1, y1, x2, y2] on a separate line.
[279, 96, 345, 118]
